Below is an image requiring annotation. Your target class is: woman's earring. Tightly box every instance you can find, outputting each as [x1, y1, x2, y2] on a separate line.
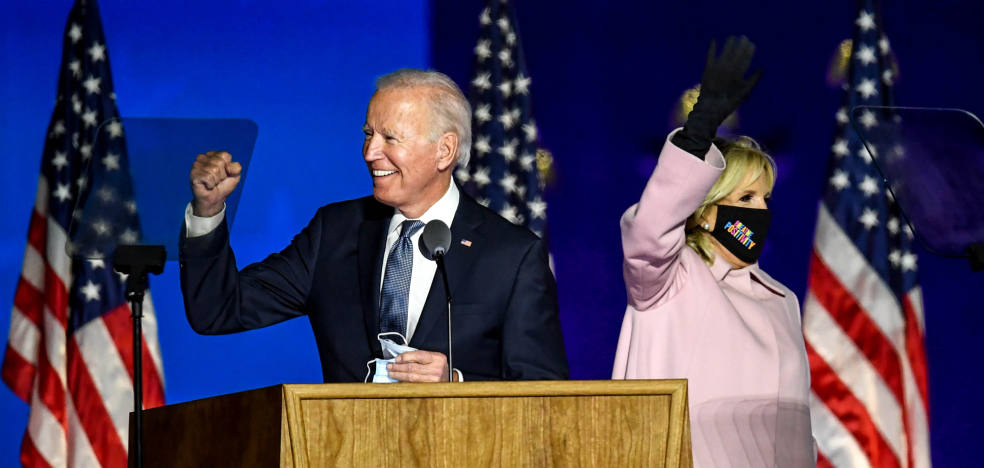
[702, 223, 710, 230]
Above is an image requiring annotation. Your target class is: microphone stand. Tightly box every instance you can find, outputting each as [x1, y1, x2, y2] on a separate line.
[435, 254, 453, 382]
[112, 244, 165, 468]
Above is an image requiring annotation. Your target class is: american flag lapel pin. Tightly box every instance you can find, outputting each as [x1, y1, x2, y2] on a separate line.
[460, 239, 472, 247]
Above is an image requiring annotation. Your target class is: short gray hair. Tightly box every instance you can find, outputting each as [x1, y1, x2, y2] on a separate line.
[375, 68, 473, 167]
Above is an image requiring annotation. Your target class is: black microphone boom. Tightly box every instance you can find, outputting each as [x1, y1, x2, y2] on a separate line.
[419, 220, 455, 382]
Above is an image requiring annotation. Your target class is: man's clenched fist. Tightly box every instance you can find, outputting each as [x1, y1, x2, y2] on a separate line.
[190, 151, 242, 217]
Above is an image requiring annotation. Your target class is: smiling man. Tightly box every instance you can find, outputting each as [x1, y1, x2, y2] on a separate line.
[179, 69, 568, 383]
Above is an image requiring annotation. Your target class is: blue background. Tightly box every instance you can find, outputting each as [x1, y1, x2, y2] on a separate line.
[1, 1, 981, 465]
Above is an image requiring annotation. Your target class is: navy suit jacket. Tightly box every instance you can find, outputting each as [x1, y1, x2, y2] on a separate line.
[179, 192, 568, 382]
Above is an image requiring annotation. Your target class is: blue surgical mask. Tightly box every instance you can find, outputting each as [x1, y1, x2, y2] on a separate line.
[364, 332, 417, 383]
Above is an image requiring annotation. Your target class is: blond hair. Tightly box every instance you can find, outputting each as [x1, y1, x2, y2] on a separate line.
[685, 136, 777, 265]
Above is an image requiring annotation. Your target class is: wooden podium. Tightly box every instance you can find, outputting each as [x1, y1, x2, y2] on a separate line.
[131, 380, 692, 467]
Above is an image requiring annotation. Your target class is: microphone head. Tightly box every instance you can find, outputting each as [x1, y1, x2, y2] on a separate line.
[419, 220, 452, 260]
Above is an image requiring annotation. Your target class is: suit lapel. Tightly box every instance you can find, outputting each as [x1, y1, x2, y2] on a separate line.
[358, 200, 391, 358]
[410, 195, 486, 348]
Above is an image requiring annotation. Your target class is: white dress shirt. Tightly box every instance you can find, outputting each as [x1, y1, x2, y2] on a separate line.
[378, 182, 459, 341]
[184, 183, 461, 374]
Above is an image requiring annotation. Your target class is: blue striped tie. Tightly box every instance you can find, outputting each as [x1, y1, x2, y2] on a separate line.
[379, 220, 425, 336]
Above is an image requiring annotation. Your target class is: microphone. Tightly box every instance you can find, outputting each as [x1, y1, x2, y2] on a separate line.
[419, 220, 455, 382]
[419, 220, 452, 260]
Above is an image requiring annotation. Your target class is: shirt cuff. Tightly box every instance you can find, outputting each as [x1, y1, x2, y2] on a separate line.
[184, 202, 226, 238]
[453, 368, 464, 382]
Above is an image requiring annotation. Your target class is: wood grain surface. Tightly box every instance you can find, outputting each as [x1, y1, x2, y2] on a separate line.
[133, 380, 692, 468]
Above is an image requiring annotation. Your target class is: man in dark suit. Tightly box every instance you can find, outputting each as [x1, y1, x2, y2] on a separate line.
[179, 69, 568, 382]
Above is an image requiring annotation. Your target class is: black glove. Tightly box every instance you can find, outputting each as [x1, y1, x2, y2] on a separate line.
[673, 36, 762, 159]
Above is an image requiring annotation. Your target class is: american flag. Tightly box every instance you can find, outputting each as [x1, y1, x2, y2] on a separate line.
[454, 0, 548, 238]
[1, 1, 166, 466]
[803, 1, 931, 467]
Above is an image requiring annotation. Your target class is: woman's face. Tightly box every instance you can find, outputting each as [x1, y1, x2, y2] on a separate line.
[702, 171, 772, 268]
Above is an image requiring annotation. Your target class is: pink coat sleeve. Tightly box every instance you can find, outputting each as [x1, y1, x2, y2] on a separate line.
[621, 131, 726, 310]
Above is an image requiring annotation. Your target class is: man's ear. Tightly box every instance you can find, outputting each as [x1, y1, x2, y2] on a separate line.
[436, 132, 459, 172]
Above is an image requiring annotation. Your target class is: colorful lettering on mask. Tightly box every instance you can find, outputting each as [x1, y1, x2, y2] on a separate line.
[723, 219, 756, 249]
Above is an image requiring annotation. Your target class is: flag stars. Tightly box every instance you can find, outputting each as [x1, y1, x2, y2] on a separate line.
[498, 139, 519, 161]
[474, 40, 492, 60]
[829, 170, 850, 191]
[887, 217, 900, 235]
[472, 73, 492, 91]
[455, 167, 471, 183]
[856, 78, 879, 99]
[477, 197, 491, 208]
[474, 104, 492, 123]
[499, 203, 522, 224]
[500, 173, 518, 194]
[831, 138, 849, 157]
[77, 175, 88, 190]
[878, 36, 891, 54]
[474, 136, 492, 156]
[68, 24, 83, 43]
[882, 70, 894, 86]
[117, 271, 129, 283]
[505, 32, 517, 46]
[91, 219, 111, 237]
[528, 197, 547, 219]
[479, 7, 491, 25]
[82, 75, 101, 95]
[519, 153, 536, 172]
[514, 74, 531, 95]
[87, 42, 106, 62]
[855, 45, 877, 66]
[68, 59, 82, 78]
[53, 183, 72, 202]
[889, 249, 901, 267]
[102, 152, 120, 171]
[119, 228, 139, 244]
[52, 151, 69, 170]
[901, 252, 917, 272]
[96, 187, 115, 202]
[857, 146, 874, 164]
[858, 208, 879, 230]
[858, 109, 878, 128]
[105, 120, 123, 138]
[835, 107, 849, 124]
[71, 94, 82, 114]
[497, 48, 513, 68]
[497, 80, 512, 98]
[496, 17, 511, 33]
[80, 281, 101, 302]
[473, 166, 491, 187]
[892, 144, 905, 159]
[82, 108, 98, 128]
[50, 120, 67, 138]
[124, 200, 137, 214]
[858, 175, 880, 197]
[856, 11, 876, 31]
[522, 122, 537, 142]
[87, 258, 105, 270]
[903, 223, 914, 239]
[498, 109, 520, 130]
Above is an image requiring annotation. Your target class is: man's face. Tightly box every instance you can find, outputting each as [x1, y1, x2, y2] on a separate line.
[363, 87, 451, 218]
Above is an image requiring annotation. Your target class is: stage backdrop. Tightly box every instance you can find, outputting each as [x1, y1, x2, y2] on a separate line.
[1, 1, 981, 466]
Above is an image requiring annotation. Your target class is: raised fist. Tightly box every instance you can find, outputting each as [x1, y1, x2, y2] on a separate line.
[189, 151, 242, 217]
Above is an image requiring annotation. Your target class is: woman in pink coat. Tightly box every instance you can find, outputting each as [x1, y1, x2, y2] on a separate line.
[613, 37, 814, 467]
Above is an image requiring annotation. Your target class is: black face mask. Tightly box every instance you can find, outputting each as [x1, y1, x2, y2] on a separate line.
[708, 204, 771, 264]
